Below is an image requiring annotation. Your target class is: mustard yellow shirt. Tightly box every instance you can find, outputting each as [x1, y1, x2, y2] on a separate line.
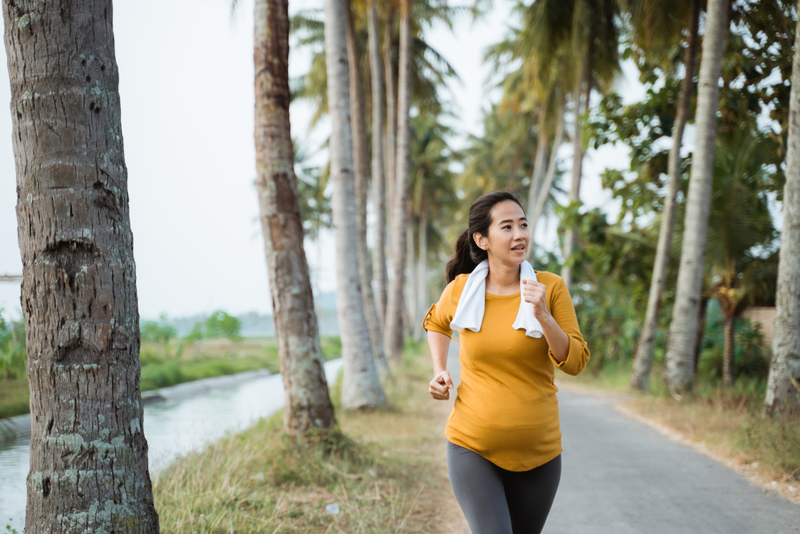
[422, 270, 591, 471]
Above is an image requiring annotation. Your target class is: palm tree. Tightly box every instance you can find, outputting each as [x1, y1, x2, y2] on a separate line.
[629, 0, 701, 391]
[324, 0, 387, 408]
[765, 10, 800, 417]
[664, 0, 730, 392]
[346, 2, 390, 375]
[2, 1, 159, 531]
[384, 0, 413, 362]
[254, 0, 337, 433]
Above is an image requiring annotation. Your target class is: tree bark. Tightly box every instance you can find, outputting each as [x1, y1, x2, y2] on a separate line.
[384, 0, 412, 362]
[562, 54, 591, 290]
[255, 0, 336, 434]
[630, 0, 700, 391]
[346, 2, 390, 376]
[530, 100, 566, 251]
[324, 0, 386, 409]
[723, 313, 735, 386]
[527, 102, 549, 253]
[665, 0, 729, 392]
[406, 199, 417, 337]
[765, 10, 800, 417]
[383, 5, 397, 238]
[2, 1, 159, 531]
[693, 295, 709, 374]
[368, 1, 388, 330]
[417, 194, 428, 341]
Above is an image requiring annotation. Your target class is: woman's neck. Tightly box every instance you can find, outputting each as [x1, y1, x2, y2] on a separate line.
[484, 257, 520, 295]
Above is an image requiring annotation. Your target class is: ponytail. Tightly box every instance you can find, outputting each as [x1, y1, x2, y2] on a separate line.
[444, 191, 524, 284]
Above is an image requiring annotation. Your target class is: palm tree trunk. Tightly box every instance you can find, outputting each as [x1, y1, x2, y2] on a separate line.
[255, 0, 337, 433]
[384, 0, 413, 362]
[406, 199, 418, 337]
[693, 295, 710, 374]
[346, 2, 390, 376]
[723, 313, 735, 386]
[324, 0, 387, 408]
[530, 98, 566, 252]
[3, 2, 159, 531]
[527, 102, 549, 231]
[630, 0, 700, 391]
[383, 5, 397, 235]
[562, 54, 591, 290]
[765, 11, 800, 417]
[665, 0, 730, 392]
[417, 194, 429, 341]
[368, 1, 388, 329]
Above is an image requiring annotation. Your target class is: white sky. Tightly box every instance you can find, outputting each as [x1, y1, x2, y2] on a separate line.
[0, 0, 646, 321]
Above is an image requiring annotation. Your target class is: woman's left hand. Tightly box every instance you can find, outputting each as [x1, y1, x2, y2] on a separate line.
[522, 279, 549, 321]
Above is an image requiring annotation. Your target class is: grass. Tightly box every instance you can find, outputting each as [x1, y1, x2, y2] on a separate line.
[558, 359, 800, 492]
[152, 339, 467, 534]
[0, 337, 343, 419]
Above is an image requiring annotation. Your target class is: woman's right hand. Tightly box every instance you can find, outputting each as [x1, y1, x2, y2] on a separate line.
[429, 370, 454, 400]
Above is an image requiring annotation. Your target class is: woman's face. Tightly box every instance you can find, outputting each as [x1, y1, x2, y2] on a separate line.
[473, 200, 530, 265]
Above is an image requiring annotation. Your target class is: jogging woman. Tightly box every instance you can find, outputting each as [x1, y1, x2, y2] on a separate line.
[422, 191, 591, 534]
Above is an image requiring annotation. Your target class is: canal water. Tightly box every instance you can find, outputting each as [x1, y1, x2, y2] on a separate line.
[0, 358, 343, 532]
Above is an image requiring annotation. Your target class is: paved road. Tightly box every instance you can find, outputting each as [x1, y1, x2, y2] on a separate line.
[445, 346, 799, 534]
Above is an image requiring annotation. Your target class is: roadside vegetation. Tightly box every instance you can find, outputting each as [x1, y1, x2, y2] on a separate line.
[152, 340, 466, 534]
[0, 310, 342, 420]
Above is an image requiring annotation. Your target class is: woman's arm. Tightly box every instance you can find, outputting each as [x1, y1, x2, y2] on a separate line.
[427, 330, 454, 400]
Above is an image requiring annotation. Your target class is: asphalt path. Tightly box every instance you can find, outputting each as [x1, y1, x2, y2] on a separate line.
[445, 345, 800, 534]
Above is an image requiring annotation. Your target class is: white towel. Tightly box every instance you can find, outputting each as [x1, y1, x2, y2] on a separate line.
[450, 259, 544, 338]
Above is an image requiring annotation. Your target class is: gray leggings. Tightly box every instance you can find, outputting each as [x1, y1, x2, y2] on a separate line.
[447, 441, 561, 534]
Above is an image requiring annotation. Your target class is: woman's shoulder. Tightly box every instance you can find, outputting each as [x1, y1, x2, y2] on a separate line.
[446, 273, 471, 300]
[533, 270, 564, 286]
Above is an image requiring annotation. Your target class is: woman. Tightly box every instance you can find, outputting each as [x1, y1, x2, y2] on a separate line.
[422, 191, 591, 534]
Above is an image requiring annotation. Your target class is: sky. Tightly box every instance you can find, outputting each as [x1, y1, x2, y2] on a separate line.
[0, 0, 648, 322]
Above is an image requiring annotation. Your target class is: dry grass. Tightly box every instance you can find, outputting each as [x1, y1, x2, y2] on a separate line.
[152, 346, 468, 534]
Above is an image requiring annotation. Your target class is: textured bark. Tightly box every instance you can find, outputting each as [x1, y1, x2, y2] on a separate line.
[631, 0, 700, 391]
[526, 103, 549, 257]
[665, 0, 729, 392]
[765, 11, 800, 417]
[368, 1, 388, 329]
[383, 5, 397, 234]
[406, 200, 417, 336]
[324, 0, 386, 408]
[384, 0, 412, 362]
[562, 55, 591, 291]
[2, 1, 159, 531]
[417, 195, 428, 341]
[722, 314, 735, 386]
[346, 2, 389, 376]
[254, 0, 336, 434]
[530, 101, 566, 251]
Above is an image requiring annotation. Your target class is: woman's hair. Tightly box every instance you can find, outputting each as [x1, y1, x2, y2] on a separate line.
[444, 191, 524, 283]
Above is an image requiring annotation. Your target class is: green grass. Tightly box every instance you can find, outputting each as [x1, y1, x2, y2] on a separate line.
[0, 337, 343, 419]
[152, 342, 464, 533]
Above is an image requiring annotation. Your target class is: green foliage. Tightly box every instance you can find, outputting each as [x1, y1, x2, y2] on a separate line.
[140, 313, 178, 344]
[0, 311, 26, 380]
[187, 310, 242, 342]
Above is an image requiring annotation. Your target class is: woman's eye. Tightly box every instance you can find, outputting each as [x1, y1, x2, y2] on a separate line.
[522, 223, 528, 228]
[502, 225, 511, 230]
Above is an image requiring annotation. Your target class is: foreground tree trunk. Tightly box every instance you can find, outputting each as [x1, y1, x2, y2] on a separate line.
[765, 11, 800, 417]
[368, 1, 388, 330]
[384, 0, 413, 361]
[324, 0, 387, 408]
[2, 1, 159, 531]
[665, 0, 729, 392]
[346, 2, 390, 375]
[255, 0, 336, 433]
[631, 0, 700, 391]
[530, 100, 566, 250]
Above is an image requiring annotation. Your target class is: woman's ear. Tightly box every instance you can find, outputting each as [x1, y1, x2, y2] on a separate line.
[473, 232, 487, 251]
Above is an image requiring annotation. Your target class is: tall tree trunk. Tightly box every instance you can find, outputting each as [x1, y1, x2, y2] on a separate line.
[722, 313, 735, 386]
[417, 195, 429, 341]
[693, 295, 710, 374]
[324, 0, 386, 408]
[383, 5, 397, 236]
[562, 54, 591, 290]
[631, 0, 700, 391]
[368, 1, 388, 329]
[406, 199, 417, 336]
[530, 99, 566, 252]
[765, 11, 800, 417]
[384, 0, 412, 362]
[665, 0, 729, 392]
[2, 1, 159, 531]
[526, 102, 549, 240]
[346, 2, 390, 376]
[255, 0, 336, 433]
